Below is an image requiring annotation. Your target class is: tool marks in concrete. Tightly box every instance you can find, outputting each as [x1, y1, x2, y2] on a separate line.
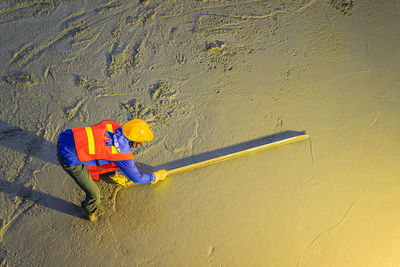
[3, 73, 37, 87]
[330, 0, 354, 16]
[0, 0, 61, 26]
[106, 40, 142, 78]
[64, 98, 87, 121]
[123, 81, 191, 124]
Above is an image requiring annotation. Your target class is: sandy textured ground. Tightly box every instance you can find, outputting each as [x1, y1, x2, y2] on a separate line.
[1, 0, 400, 266]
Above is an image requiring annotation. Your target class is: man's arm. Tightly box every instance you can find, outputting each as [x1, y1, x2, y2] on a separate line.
[113, 159, 155, 183]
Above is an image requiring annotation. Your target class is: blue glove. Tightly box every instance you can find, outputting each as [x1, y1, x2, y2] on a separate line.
[105, 128, 132, 153]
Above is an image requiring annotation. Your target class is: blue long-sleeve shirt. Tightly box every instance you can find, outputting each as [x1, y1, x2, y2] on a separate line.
[58, 129, 155, 183]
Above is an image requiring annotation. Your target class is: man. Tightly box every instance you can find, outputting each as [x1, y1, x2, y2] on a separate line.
[57, 119, 167, 222]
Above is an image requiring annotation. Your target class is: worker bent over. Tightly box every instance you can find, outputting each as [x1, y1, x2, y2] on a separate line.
[57, 119, 167, 222]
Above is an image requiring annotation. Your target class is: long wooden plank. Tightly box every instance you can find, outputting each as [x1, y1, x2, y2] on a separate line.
[117, 134, 309, 187]
[166, 134, 309, 176]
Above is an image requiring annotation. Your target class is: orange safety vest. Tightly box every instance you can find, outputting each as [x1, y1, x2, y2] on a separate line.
[72, 120, 134, 180]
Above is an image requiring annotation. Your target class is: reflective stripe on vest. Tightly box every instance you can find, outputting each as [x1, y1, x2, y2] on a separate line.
[85, 127, 95, 155]
[105, 124, 118, 154]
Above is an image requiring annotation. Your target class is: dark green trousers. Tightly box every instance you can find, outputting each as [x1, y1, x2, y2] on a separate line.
[57, 153, 100, 214]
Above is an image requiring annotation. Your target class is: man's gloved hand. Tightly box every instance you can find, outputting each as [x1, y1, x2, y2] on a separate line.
[105, 129, 131, 153]
[109, 171, 130, 187]
[151, 170, 168, 184]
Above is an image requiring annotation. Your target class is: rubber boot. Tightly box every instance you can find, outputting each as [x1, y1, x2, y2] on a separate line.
[81, 201, 98, 222]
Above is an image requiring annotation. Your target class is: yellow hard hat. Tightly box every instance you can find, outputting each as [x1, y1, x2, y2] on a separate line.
[122, 119, 153, 142]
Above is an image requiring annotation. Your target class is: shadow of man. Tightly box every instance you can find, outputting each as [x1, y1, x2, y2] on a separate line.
[0, 120, 59, 165]
[0, 120, 84, 218]
[0, 179, 81, 217]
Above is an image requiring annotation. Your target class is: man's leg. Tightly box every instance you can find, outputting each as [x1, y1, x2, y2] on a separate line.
[58, 155, 100, 214]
